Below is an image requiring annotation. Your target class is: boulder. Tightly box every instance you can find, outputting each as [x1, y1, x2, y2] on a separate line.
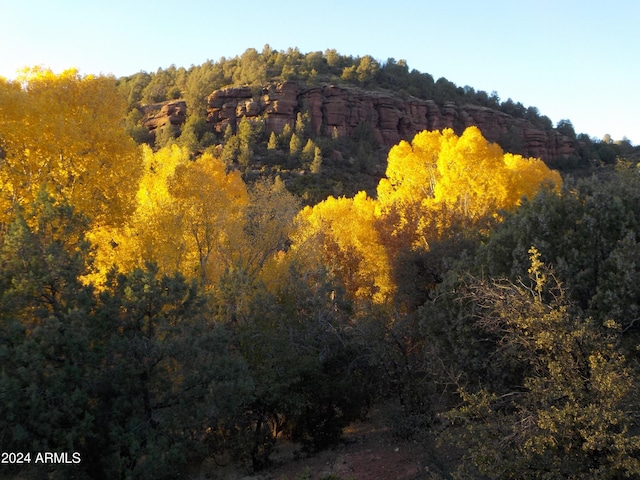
[141, 100, 186, 131]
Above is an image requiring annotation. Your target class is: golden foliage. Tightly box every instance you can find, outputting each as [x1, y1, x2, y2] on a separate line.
[377, 126, 562, 249]
[0, 68, 141, 226]
[1, 75, 561, 308]
[89, 145, 248, 287]
[294, 127, 561, 304]
[168, 148, 248, 286]
[292, 191, 394, 304]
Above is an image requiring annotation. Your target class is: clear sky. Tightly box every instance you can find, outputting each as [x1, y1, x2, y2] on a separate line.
[1, 0, 638, 145]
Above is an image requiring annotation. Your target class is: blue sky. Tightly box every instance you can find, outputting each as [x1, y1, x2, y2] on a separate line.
[1, 0, 638, 145]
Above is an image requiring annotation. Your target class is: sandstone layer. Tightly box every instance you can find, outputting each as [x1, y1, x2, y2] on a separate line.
[143, 82, 576, 161]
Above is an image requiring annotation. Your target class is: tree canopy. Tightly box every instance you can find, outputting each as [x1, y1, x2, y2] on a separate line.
[0, 68, 141, 226]
[292, 127, 561, 306]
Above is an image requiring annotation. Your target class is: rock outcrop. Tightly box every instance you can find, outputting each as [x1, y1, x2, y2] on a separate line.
[141, 100, 186, 131]
[142, 82, 577, 161]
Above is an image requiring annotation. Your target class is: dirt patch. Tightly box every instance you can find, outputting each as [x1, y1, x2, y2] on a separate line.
[193, 404, 460, 480]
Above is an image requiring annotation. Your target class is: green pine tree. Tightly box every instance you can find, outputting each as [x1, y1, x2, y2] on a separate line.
[289, 132, 302, 156]
[267, 131, 278, 150]
[311, 146, 323, 174]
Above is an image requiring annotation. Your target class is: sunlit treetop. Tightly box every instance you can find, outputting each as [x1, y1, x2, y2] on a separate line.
[0, 67, 141, 226]
[376, 127, 562, 247]
[291, 127, 561, 305]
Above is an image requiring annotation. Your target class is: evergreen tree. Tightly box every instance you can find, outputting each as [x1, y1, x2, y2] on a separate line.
[289, 132, 302, 156]
[0, 193, 254, 479]
[295, 111, 310, 137]
[221, 134, 240, 167]
[0, 194, 97, 468]
[237, 117, 257, 168]
[301, 138, 316, 163]
[311, 146, 323, 174]
[267, 131, 278, 150]
[154, 122, 179, 149]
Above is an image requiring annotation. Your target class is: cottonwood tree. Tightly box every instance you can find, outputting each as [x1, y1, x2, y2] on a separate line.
[292, 191, 394, 304]
[0, 68, 141, 227]
[89, 145, 248, 289]
[292, 128, 561, 306]
[168, 150, 248, 287]
[376, 127, 562, 251]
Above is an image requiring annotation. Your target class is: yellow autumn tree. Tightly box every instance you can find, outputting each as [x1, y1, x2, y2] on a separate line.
[292, 191, 393, 304]
[87, 144, 187, 282]
[168, 150, 248, 287]
[299, 127, 561, 305]
[89, 145, 248, 288]
[377, 126, 562, 249]
[0, 68, 140, 226]
[376, 129, 444, 251]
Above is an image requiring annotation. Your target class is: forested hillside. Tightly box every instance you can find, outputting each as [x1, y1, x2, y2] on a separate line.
[115, 46, 638, 201]
[1, 51, 640, 479]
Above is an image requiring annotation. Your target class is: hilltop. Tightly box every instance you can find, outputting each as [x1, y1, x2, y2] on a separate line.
[116, 47, 638, 200]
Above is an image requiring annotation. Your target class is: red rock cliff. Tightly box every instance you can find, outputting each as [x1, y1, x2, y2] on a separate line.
[144, 82, 577, 161]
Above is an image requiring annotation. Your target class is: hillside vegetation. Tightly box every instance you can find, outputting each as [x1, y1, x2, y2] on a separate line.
[1, 52, 640, 479]
[117, 46, 638, 201]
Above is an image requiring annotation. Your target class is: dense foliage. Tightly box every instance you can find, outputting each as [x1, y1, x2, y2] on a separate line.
[2, 65, 640, 479]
